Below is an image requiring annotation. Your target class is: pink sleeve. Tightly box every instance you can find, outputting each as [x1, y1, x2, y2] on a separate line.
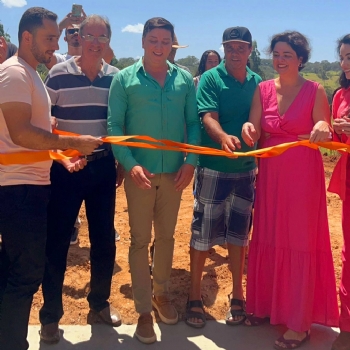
[0, 65, 33, 105]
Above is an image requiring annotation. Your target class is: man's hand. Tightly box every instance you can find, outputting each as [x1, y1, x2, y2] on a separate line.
[220, 134, 241, 153]
[72, 136, 103, 155]
[50, 116, 58, 131]
[0, 36, 8, 64]
[242, 122, 258, 147]
[58, 9, 87, 32]
[334, 117, 350, 137]
[59, 156, 87, 173]
[130, 165, 155, 189]
[116, 163, 125, 188]
[174, 164, 195, 191]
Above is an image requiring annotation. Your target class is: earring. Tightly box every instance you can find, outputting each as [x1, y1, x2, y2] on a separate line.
[298, 63, 302, 68]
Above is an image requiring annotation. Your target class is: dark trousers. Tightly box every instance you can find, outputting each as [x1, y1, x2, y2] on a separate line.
[39, 154, 116, 325]
[0, 185, 50, 350]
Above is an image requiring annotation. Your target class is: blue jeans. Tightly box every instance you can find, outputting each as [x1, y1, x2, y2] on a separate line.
[39, 154, 116, 325]
[0, 184, 50, 350]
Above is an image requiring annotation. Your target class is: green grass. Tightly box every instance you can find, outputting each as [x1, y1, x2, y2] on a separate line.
[301, 71, 340, 91]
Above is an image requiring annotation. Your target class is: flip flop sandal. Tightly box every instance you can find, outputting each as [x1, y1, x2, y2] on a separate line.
[225, 297, 246, 326]
[245, 314, 269, 326]
[185, 299, 206, 329]
[274, 330, 310, 349]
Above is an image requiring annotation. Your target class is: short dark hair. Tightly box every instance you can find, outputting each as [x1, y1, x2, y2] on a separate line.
[337, 34, 350, 89]
[142, 17, 174, 40]
[195, 50, 221, 76]
[18, 7, 57, 43]
[269, 31, 311, 71]
[79, 15, 112, 39]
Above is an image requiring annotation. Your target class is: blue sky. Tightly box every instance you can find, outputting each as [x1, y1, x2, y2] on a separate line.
[0, 0, 347, 63]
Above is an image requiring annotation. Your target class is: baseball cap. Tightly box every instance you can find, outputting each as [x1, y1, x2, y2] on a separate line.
[222, 27, 252, 45]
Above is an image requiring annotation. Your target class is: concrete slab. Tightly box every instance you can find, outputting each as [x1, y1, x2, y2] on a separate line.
[28, 322, 339, 350]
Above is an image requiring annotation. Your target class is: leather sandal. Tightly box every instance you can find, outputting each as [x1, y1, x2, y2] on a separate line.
[274, 330, 310, 349]
[245, 314, 269, 326]
[225, 296, 246, 326]
[185, 299, 206, 329]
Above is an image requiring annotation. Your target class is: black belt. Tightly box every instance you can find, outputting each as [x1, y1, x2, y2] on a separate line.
[82, 149, 111, 162]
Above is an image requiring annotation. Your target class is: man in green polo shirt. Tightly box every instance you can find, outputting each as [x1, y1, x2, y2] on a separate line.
[185, 26, 262, 329]
[107, 17, 200, 344]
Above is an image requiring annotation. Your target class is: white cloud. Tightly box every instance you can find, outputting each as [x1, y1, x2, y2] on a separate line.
[121, 23, 144, 34]
[1, 0, 27, 8]
[219, 44, 224, 53]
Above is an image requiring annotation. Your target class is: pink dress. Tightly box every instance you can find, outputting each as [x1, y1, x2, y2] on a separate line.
[246, 79, 339, 332]
[328, 87, 350, 332]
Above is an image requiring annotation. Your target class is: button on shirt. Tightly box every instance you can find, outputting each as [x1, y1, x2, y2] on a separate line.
[108, 58, 200, 173]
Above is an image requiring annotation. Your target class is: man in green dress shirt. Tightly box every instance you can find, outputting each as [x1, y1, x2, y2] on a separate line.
[107, 17, 200, 344]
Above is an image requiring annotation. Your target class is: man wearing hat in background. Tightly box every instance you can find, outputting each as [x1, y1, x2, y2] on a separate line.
[185, 26, 262, 328]
[167, 33, 191, 73]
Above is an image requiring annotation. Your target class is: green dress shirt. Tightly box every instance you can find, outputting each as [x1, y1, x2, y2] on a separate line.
[107, 58, 200, 173]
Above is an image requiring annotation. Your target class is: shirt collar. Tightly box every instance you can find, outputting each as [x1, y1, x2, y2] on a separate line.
[217, 59, 256, 82]
[66, 56, 117, 77]
[136, 57, 176, 75]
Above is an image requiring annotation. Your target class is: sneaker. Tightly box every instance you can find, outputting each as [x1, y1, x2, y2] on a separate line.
[115, 229, 120, 241]
[135, 313, 156, 344]
[152, 295, 178, 324]
[70, 227, 79, 245]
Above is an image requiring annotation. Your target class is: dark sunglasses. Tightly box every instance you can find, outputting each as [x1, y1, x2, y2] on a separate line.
[67, 28, 79, 35]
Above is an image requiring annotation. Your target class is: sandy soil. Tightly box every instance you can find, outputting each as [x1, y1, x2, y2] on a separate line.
[29, 155, 344, 325]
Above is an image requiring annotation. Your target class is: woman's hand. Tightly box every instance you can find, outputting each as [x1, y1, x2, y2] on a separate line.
[333, 117, 350, 137]
[309, 121, 332, 143]
[242, 122, 258, 147]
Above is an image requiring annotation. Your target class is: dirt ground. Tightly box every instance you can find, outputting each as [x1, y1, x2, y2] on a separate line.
[29, 155, 344, 325]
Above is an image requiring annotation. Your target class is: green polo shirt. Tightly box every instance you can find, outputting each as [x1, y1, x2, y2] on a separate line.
[197, 60, 262, 173]
[107, 58, 200, 173]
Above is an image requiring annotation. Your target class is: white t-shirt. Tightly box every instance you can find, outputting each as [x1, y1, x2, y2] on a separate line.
[0, 56, 52, 185]
[55, 53, 72, 64]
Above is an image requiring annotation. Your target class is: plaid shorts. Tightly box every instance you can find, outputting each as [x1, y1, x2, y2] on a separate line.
[190, 166, 256, 250]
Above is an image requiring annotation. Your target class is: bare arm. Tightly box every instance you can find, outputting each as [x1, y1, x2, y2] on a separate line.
[309, 85, 332, 143]
[1, 102, 102, 155]
[202, 112, 241, 152]
[242, 86, 262, 147]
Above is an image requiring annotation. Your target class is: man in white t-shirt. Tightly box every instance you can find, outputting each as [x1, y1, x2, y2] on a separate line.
[0, 7, 102, 350]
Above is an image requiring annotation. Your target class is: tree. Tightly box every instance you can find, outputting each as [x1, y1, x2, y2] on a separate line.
[110, 56, 118, 67]
[0, 22, 11, 41]
[249, 41, 266, 80]
[175, 55, 199, 76]
[115, 57, 137, 70]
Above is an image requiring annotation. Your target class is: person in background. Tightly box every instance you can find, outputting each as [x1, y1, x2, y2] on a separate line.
[193, 50, 221, 89]
[242, 31, 338, 349]
[0, 7, 101, 350]
[0, 36, 17, 64]
[167, 33, 191, 73]
[328, 33, 350, 350]
[108, 17, 200, 344]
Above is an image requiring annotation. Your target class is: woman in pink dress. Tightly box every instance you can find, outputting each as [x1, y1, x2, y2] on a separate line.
[328, 34, 350, 350]
[242, 31, 339, 349]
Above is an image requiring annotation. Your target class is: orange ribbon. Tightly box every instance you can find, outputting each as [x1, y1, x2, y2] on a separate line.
[1, 129, 349, 165]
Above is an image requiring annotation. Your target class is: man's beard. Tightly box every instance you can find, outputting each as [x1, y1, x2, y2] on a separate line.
[69, 39, 81, 48]
[31, 39, 50, 64]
